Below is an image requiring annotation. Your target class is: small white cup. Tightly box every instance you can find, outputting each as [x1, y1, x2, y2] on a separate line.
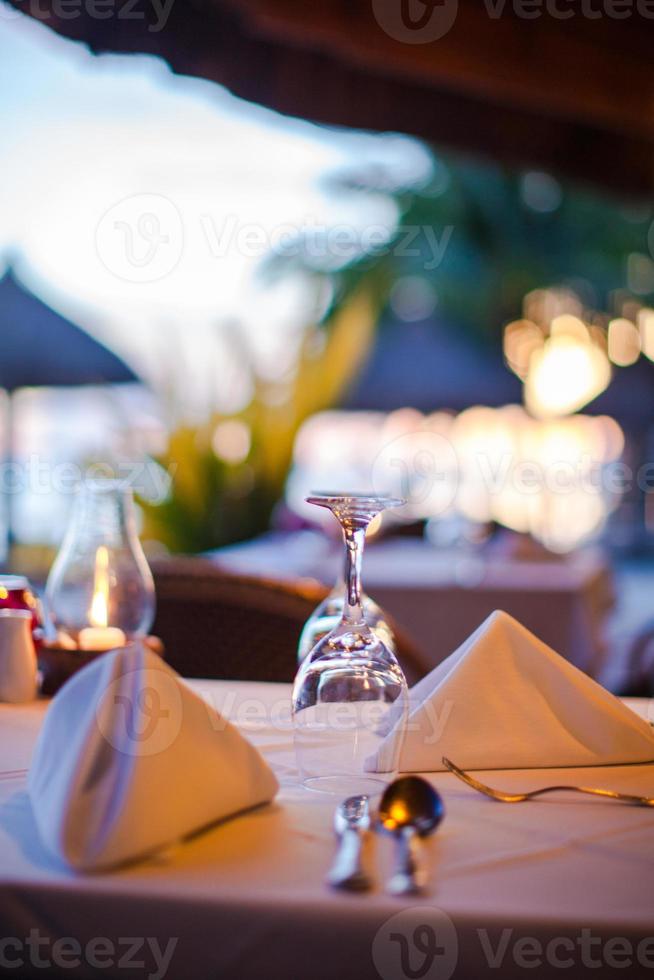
[0, 609, 37, 703]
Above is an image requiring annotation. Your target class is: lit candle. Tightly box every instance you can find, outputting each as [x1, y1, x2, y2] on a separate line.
[78, 545, 126, 651]
[78, 626, 126, 652]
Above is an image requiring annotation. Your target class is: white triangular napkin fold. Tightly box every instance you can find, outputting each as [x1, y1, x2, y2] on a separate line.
[368, 610, 654, 772]
[29, 644, 279, 871]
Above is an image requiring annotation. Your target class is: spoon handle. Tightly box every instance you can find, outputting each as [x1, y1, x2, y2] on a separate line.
[388, 827, 425, 896]
[327, 827, 371, 891]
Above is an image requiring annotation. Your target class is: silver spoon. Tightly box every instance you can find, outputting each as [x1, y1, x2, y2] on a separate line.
[326, 795, 372, 891]
[378, 776, 445, 896]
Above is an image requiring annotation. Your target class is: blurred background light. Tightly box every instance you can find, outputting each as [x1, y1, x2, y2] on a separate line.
[525, 335, 611, 419]
[520, 171, 563, 213]
[608, 318, 641, 367]
[286, 406, 624, 554]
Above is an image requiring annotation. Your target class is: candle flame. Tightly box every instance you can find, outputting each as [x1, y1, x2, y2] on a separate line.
[89, 545, 110, 628]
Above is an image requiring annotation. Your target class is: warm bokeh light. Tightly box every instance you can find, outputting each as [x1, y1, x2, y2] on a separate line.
[507, 290, 623, 418]
[503, 320, 543, 379]
[523, 287, 584, 327]
[524, 334, 611, 419]
[507, 281, 654, 445]
[549, 314, 589, 342]
[212, 419, 252, 465]
[288, 407, 624, 553]
[608, 317, 640, 366]
[638, 308, 654, 361]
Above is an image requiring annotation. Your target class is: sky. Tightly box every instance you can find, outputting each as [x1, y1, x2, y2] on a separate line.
[0, 3, 434, 545]
[0, 5, 431, 417]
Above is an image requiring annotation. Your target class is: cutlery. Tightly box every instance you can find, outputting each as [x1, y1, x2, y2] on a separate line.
[443, 757, 654, 807]
[378, 776, 444, 896]
[326, 795, 372, 891]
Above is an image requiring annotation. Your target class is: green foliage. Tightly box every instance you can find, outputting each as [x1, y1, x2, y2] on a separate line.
[140, 268, 390, 552]
[382, 156, 653, 339]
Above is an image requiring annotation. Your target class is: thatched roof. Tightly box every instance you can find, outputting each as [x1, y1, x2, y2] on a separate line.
[12, 0, 654, 196]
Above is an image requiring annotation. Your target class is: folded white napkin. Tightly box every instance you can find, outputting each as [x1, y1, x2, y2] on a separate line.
[369, 610, 654, 772]
[29, 644, 278, 871]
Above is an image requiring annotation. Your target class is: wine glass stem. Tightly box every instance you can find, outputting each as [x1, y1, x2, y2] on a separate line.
[342, 525, 366, 625]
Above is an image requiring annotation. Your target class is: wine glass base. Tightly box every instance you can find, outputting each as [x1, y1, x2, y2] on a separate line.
[301, 774, 389, 797]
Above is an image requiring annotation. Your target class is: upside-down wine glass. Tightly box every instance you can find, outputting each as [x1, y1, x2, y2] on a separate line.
[292, 493, 408, 795]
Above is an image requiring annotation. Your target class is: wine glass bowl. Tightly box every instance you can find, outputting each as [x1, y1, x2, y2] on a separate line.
[292, 493, 408, 794]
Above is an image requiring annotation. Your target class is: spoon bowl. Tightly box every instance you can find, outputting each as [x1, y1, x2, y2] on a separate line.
[334, 794, 371, 835]
[378, 776, 444, 895]
[379, 776, 444, 836]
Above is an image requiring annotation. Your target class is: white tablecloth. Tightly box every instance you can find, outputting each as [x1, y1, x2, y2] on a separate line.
[1, 681, 653, 980]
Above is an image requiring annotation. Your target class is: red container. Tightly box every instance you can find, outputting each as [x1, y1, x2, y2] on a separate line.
[0, 575, 43, 646]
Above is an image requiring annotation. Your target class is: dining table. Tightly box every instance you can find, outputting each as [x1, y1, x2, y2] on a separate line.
[1, 679, 653, 980]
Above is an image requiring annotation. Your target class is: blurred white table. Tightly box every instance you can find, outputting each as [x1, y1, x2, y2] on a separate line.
[1, 681, 652, 980]
[210, 533, 614, 675]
